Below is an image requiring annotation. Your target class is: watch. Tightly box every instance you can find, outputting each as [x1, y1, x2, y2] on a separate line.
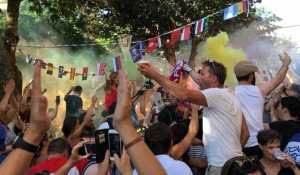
[12, 132, 40, 153]
[184, 66, 193, 74]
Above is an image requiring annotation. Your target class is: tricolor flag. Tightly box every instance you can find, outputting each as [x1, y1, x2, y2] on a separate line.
[180, 25, 191, 41]
[113, 56, 122, 72]
[146, 37, 157, 53]
[58, 66, 64, 78]
[82, 67, 88, 80]
[130, 44, 142, 63]
[137, 41, 146, 55]
[157, 36, 162, 48]
[193, 18, 209, 35]
[47, 63, 53, 75]
[224, 4, 238, 20]
[170, 29, 181, 46]
[70, 67, 75, 80]
[96, 63, 105, 76]
[237, 0, 248, 14]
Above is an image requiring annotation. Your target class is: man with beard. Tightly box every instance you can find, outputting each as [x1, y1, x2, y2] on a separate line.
[232, 52, 291, 158]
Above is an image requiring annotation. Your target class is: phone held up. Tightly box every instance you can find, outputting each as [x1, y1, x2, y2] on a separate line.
[94, 129, 122, 163]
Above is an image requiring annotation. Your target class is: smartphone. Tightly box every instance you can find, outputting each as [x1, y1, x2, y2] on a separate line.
[83, 137, 96, 155]
[108, 129, 122, 161]
[55, 96, 60, 105]
[95, 129, 109, 163]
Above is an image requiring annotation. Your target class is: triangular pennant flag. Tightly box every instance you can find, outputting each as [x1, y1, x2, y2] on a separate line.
[47, 63, 53, 75]
[237, 0, 248, 14]
[113, 56, 122, 71]
[70, 67, 75, 80]
[170, 29, 181, 45]
[58, 66, 64, 78]
[224, 4, 238, 20]
[157, 36, 162, 48]
[96, 63, 105, 76]
[130, 44, 142, 63]
[180, 25, 191, 41]
[146, 37, 157, 53]
[82, 67, 88, 80]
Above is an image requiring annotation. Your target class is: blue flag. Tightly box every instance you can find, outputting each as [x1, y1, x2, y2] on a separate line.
[130, 44, 142, 63]
[224, 4, 238, 20]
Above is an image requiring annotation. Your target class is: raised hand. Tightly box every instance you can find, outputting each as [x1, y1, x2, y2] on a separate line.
[114, 149, 132, 175]
[112, 70, 133, 129]
[97, 150, 110, 175]
[137, 63, 159, 80]
[91, 95, 98, 105]
[69, 141, 90, 165]
[279, 51, 292, 67]
[3, 79, 15, 95]
[24, 63, 51, 145]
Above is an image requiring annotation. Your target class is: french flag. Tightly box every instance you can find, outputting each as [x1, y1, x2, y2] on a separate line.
[113, 56, 122, 72]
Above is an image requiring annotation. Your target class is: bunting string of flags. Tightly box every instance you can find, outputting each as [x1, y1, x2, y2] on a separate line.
[16, 0, 249, 51]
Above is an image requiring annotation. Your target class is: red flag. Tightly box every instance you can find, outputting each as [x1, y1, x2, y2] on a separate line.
[82, 67, 88, 80]
[170, 29, 181, 45]
[70, 67, 75, 80]
[146, 37, 157, 53]
[180, 26, 191, 41]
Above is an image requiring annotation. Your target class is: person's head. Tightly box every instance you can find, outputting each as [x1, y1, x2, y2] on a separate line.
[171, 121, 188, 145]
[198, 60, 227, 90]
[109, 72, 119, 86]
[144, 122, 172, 155]
[257, 129, 282, 161]
[47, 138, 69, 156]
[289, 83, 300, 97]
[157, 108, 172, 126]
[221, 156, 264, 175]
[234, 60, 258, 85]
[275, 96, 300, 120]
[62, 116, 80, 138]
[74, 85, 83, 96]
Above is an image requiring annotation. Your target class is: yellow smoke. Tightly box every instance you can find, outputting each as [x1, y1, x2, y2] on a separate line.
[203, 32, 246, 86]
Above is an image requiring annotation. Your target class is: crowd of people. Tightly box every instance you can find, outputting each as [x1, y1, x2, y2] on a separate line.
[0, 51, 300, 175]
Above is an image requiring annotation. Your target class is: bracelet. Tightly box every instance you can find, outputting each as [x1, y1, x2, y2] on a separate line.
[124, 137, 142, 150]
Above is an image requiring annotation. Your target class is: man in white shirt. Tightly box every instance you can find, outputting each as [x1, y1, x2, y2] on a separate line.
[233, 52, 291, 158]
[138, 60, 249, 175]
[133, 122, 192, 175]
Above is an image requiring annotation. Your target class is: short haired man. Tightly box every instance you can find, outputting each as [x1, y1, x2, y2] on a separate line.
[64, 85, 86, 117]
[132, 122, 192, 175]
[28, 138, 88, 175]
[264, 96, 300, 150]
[138, 60, 249, 175]
[233, 52, 291, 158]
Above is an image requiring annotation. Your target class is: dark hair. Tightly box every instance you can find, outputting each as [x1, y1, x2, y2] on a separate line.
[221, 156, 265, 175]
[257, 129, 282, 146]
[236, 73, 251, 81]
[157, 108, 172, 126]
[202, 60, 227, 85]
[105, 72, 118, 92]
[171, 122, 188, 145]
[281, 96, 300, 117]
[144, 122, 172, 155]
[47, 138, 69, 155]
[62, 117, 79, 138]
[74, 86, 82, 93]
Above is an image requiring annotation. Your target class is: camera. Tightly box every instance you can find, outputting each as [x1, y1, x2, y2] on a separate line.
[94, 129, 122, 163]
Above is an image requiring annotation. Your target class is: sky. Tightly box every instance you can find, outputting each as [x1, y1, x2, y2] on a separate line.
[257, 0, 300, 47]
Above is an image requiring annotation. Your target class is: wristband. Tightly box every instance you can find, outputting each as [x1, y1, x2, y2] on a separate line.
[12, 132, 40, 153]
[124, 137, 142, 150]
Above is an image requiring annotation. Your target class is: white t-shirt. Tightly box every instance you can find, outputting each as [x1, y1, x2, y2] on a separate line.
[202, 88, 243, 167]
[133, 154, 192, 175]
[235, 85, 264, 147]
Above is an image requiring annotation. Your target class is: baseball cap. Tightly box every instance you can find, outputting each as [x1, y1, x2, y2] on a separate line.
[234, 60, 258, 77]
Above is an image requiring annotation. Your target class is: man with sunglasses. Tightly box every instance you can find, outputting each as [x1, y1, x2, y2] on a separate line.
[138, 60, 249, 175]
[232, 52, 291, 158]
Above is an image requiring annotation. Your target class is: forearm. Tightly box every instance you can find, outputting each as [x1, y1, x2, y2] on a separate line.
[0, 93, 11, 114]
[189, 71, 200, 84]
[270, 106, 278, 122]
[64, 89, 73, 100]
[82, 104, 95, 125]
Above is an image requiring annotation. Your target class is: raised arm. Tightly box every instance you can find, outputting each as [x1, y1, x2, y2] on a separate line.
[170, 104, 199, 160]
[64, 86, 74, 101]
[0, 80, 15, 116]
[258, 52, 291, 97]
[183, 63, 201, 84]
[0, 63, 51, 175]
[113, 70, 167, 175]
[138, 64, 207, 106]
